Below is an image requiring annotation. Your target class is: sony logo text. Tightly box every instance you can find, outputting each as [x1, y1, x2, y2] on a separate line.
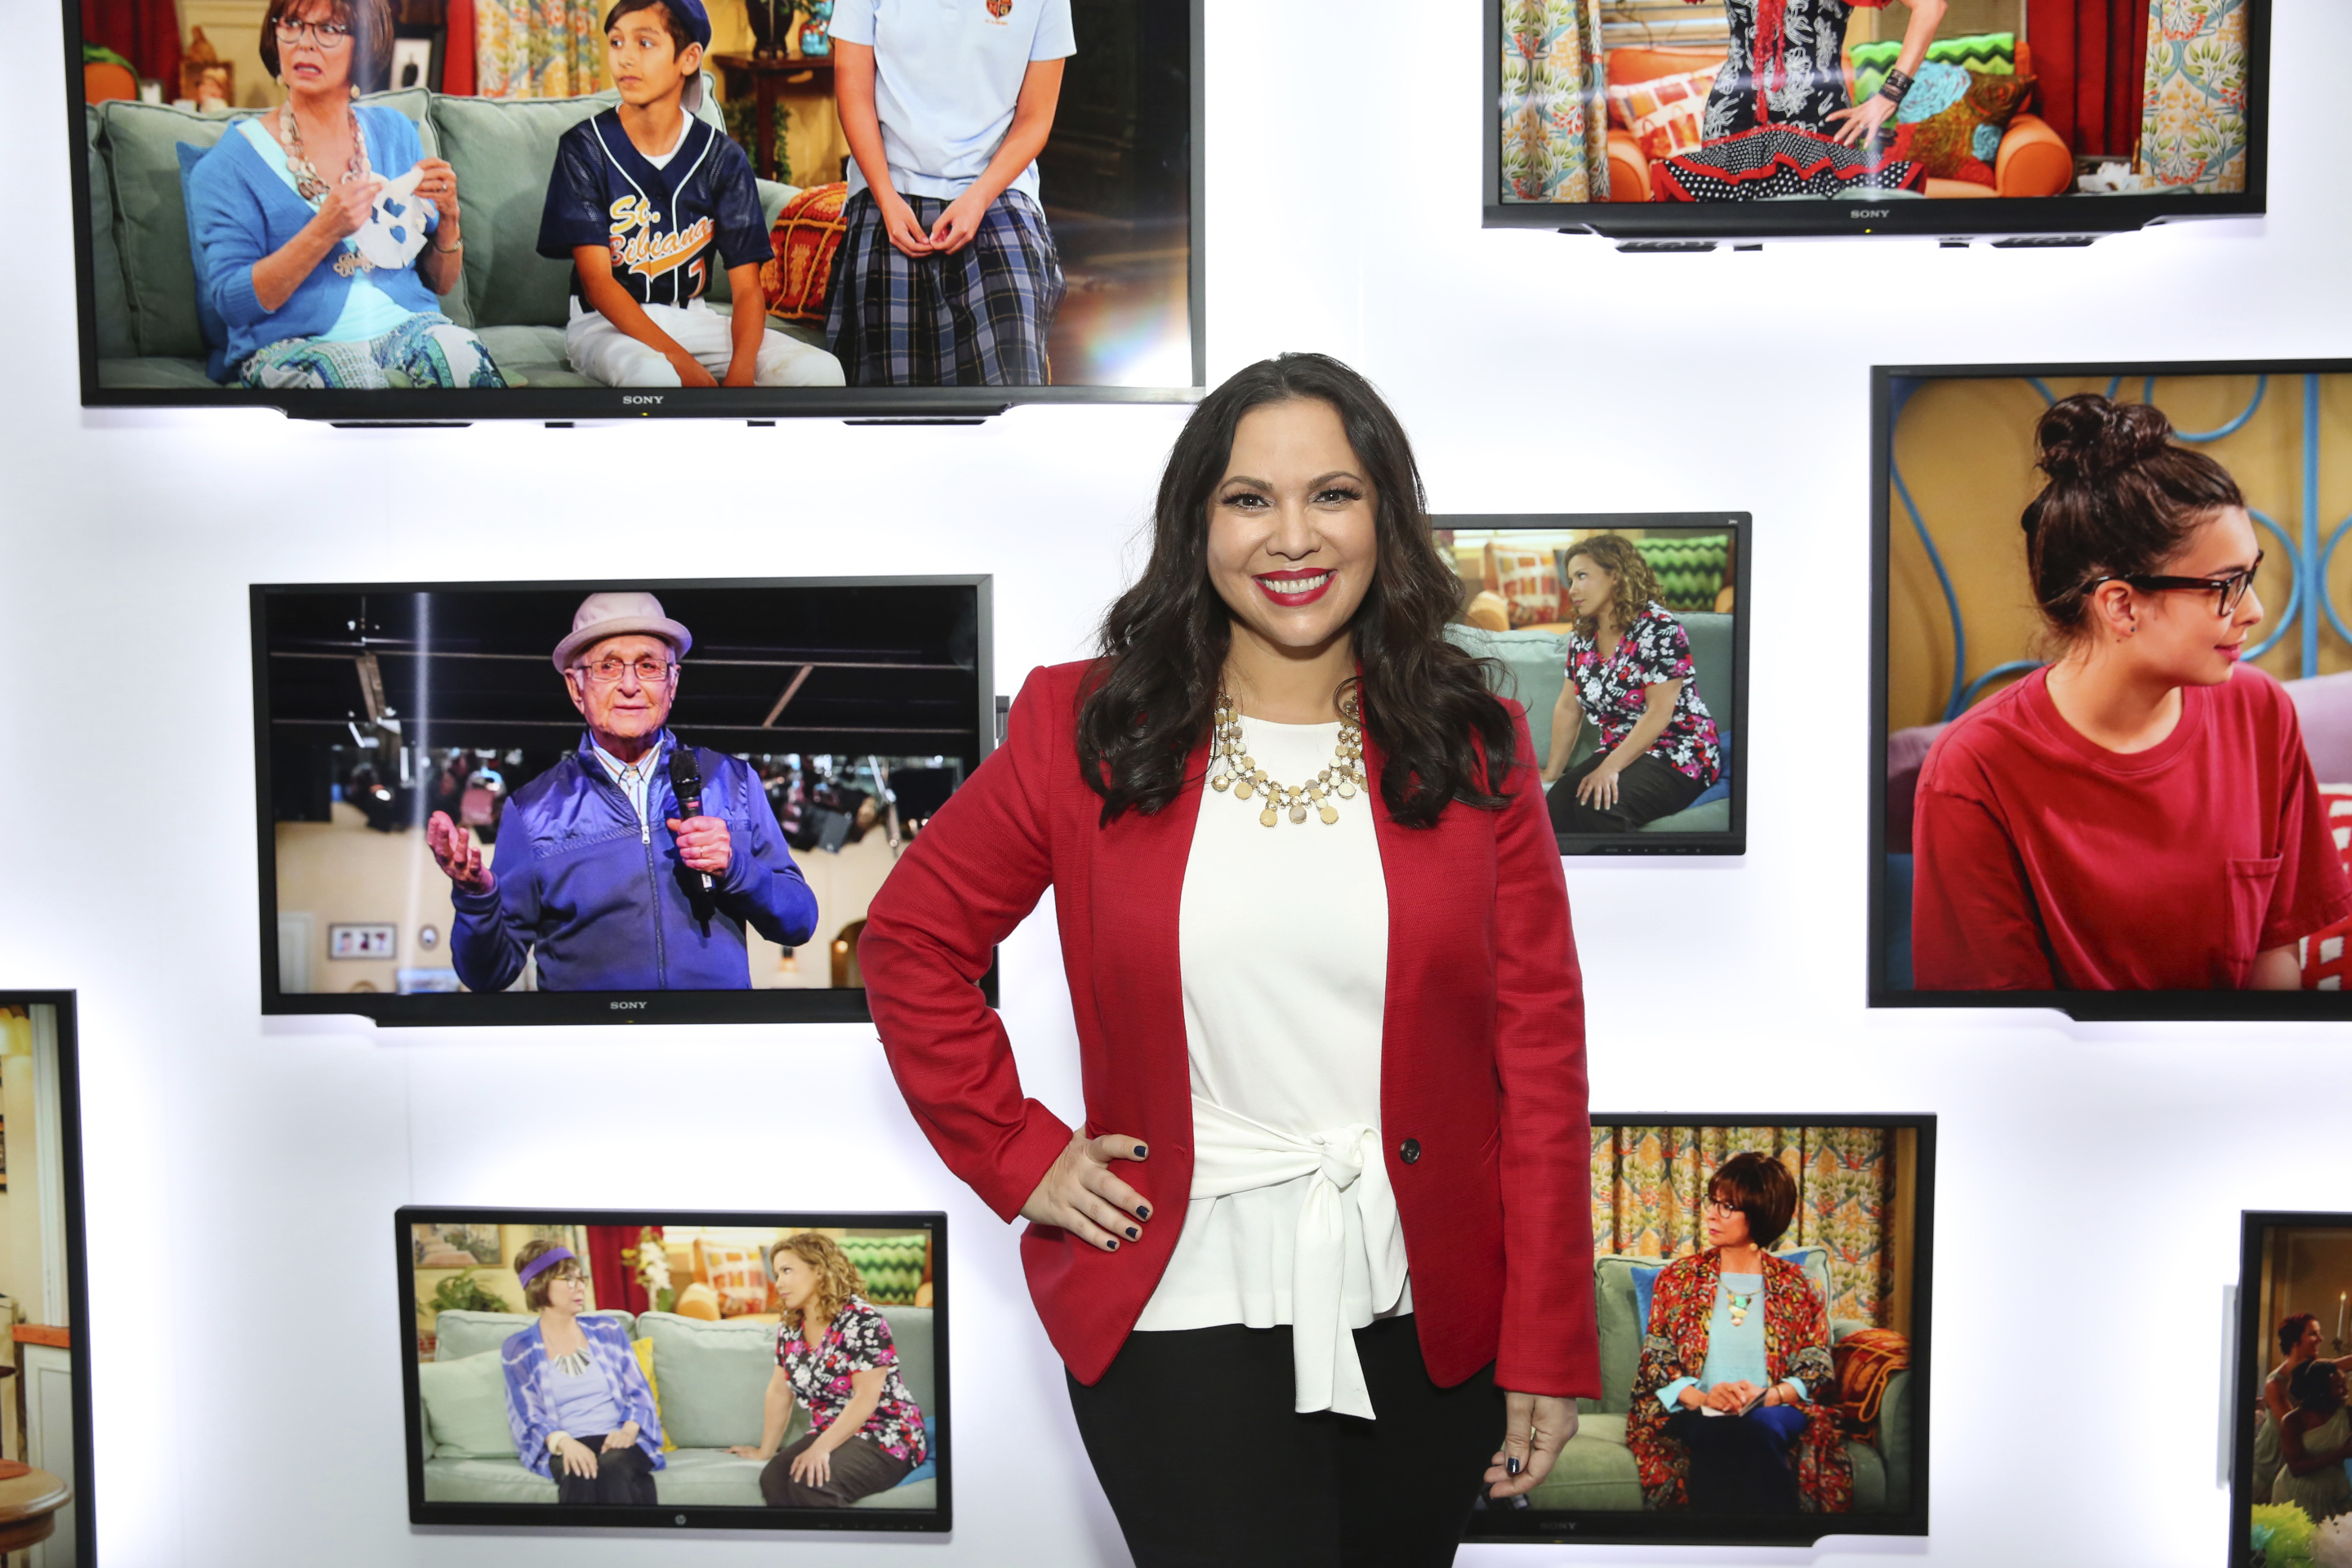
[623, 395, 663, 406]
[1849, 207, 1890, 219]
[609, 1000, 649, 1010]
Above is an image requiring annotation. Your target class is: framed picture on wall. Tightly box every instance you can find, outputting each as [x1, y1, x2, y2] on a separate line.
[387, 25, 443, 93]
[413, 1222, 503, 1270]
[1871, 359, 2352, 1021]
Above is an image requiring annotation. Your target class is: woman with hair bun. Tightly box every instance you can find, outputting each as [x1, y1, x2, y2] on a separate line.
[1912, 393, 2352, 991]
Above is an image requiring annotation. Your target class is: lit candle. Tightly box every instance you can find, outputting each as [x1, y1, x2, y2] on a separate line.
[2336, 1293, 2344, 1345]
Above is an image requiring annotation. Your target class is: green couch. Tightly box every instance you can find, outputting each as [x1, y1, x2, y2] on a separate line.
[1521, 1250, 1912, 1514]
[1445, 613, 1736, 833]
[83, 77, 831, 390]
[416, 1306, 937, 1509]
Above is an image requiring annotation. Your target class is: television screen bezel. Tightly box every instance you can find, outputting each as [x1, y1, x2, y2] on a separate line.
[1463, 1111, 1935, 1547]
[395, 1205, 951, 1533]
[1869, 357, 2352, 1021]
[250, 573, 996, 1027]
[0, 991, 99, 1568]
[63, 2, 1206, 421]
[1435, 511, 1750, 858]
[1481, 2, 2271, 244]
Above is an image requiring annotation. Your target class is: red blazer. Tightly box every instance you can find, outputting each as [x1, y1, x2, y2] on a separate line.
[861, 660, 1600, 1396]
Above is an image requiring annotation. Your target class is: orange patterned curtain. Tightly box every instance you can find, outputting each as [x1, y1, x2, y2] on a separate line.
[474, 0, 608, 98]
[1591, 1125, 1897, 1326]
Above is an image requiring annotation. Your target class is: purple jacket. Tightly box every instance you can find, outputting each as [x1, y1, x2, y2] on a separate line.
[500, 1314, 664, 1477]
[449, 732, 817, 991]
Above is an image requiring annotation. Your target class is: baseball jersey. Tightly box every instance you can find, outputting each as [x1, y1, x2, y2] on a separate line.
[537, 109, 772, 310]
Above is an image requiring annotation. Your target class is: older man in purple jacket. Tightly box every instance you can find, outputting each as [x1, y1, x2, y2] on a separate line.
[425, 591, 818, 991]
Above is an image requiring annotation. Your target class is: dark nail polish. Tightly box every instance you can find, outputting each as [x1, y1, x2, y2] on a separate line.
[1508, 1456, 1521, 1476]
[1134, 1144, 1148, 1158]
[1125, 1226, 1139, 1239]
[1135, 1205, 1151, 1221]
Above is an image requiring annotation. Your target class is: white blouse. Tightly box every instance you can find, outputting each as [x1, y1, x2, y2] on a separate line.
[1133, 715, 1412, 1419]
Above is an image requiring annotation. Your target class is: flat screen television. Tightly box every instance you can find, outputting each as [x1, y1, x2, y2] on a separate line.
[2230, 1211, 2352, 1567]
[69, 0, 1200, 419]
[1465, 1113, 1933, 1547]
[0, 994, 96, 1568]
[397, 1205, 948, 1531]
[1437, 513, 1748, 855]
[1871, 360, 2352, 1020]
[1487, 1, 2268, 244]
[252, 576, 992, 1025]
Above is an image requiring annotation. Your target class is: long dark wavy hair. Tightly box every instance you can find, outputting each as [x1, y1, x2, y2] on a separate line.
[1075, 353, 1520, 829]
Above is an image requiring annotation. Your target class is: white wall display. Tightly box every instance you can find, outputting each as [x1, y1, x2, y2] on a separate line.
[6, 1, 2352, 1565]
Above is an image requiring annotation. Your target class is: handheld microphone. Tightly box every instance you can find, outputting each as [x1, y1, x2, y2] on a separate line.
[666, 746, 713, 892]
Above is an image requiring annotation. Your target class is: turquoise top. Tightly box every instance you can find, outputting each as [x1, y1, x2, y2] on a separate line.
[1655, 1273, 1810, 1412]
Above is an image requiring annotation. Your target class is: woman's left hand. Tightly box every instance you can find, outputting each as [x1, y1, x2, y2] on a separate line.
[1485, 1390, 1577, 1499]
[790, 1443, 833, 1488]
[1573, 762, 1623, 810]
[927, 191, 988, 254]
[609, 1420, 639, 1452]
[415, 157, 461, 234]
[1827, 93, 1898, 148]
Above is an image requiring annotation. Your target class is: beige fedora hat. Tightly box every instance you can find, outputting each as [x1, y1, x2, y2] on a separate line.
[553, 591, 694, 672]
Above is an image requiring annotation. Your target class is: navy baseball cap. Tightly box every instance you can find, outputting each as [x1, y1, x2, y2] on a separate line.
[664, 0, 711, 49]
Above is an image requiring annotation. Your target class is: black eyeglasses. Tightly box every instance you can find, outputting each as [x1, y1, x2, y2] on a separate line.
[2092, 550, 2262, 618]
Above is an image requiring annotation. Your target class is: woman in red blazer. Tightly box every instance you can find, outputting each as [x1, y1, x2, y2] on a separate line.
[862, 353, 1598, 1566]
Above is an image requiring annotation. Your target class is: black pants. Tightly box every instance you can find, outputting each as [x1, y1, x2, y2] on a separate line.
[1065, 1316, 1503, 1568]
[1664, 1407, 1802, 1513]
[760, 1432, 914, 1508]
[1548, 752, 1705, 834]
[553, 1432, 657, 1506]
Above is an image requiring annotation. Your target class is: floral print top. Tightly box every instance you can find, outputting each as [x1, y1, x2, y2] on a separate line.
[777, 1296, 928, 1464]
[1566, 603, 1722, 785]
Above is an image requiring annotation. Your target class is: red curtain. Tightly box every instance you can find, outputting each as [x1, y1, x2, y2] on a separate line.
[81, 0, 180, 87]
[2026, 0, 2152, 159]
[443, 0, 477, 96]
[586, 1225, 653, 1315]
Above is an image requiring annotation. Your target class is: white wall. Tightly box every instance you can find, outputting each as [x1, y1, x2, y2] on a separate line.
[5, 2, 2350, 1565]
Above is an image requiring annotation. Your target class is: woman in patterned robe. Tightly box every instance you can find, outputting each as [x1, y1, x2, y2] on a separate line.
[1698, 0, 1947, 147]
[1626, 1153, 1851, 1513]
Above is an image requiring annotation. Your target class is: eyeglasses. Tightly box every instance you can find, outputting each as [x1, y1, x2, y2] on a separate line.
[274, 17, 354, 45]
[573, 657, 677, 685]
[1702, 1198, 1742, 1218]
[2093, 550, 2263, 618]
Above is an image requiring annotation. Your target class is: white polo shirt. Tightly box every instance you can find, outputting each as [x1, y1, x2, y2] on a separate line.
[828, 0, 1077, 203]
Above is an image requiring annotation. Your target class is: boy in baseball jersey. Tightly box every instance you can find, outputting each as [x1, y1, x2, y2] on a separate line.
[537, 0, 844, 387]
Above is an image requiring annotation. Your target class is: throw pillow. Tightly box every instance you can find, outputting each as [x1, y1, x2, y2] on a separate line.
[632, 1336, 677, 1452]
[2301, 784, 2352, 990]
[1898, 68, 2036, 187]
[764, 181, 849, 323]
[695, 1240, 773, 1318]
[1605, 66, 1715, 163]
[1482, 543, 1564, 626]
[1850, 30, 2016, 103]
[417, 1352, 519, 1459]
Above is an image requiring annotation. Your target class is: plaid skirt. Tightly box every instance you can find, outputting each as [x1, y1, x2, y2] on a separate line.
[826, 189, 1064, 387]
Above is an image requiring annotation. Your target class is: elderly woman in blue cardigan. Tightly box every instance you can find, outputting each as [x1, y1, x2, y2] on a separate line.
[183, 0, 502, 388]
[501, 1240, 665, 1505]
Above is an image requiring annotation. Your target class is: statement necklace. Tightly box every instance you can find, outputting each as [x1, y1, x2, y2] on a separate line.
[1208, 688, 1366, 827]
[1726, 1285, 1758, 1328]
[279, 99, 371, 204]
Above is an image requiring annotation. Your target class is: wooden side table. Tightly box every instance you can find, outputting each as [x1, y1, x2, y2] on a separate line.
[0, 1467, 69, 1553]
[710, 53, 837, 181]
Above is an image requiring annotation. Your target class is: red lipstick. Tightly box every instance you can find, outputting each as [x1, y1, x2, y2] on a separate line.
[1254, 568, 1334, 608]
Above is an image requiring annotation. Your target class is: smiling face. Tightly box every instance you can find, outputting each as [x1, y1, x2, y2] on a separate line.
[2302, 1320, 2325, 1360]
[607, 2, 698, 109]
[1204, 398, 1379, 672]
[564, 633, 679, 755]
[2110, 505, 2265, 688]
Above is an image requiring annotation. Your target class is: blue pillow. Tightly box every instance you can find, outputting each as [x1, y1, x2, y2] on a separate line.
[894, 1417, 938, 1488]
[1688, 729, 1733, 809]
[174, 140, 231, 381]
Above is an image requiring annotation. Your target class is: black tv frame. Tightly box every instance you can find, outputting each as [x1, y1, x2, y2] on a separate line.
[63, 2, 1205, 422]
[250, 573, 996, 1026]
[1436, 512, 1750, 857]
[1464, 1111, 1935, 1548]
[0, 992, 99, 1568]
[1482, 2, 2271, 246]
[1869, 357, 2352, 1021]
[396, 1205, 950, 1534]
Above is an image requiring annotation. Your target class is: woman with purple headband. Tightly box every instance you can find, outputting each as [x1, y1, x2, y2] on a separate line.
[500, 1238, 665, 1506]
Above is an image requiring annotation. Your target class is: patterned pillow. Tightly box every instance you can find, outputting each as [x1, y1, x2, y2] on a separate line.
[1482, 544, 1563, 627]
[1894, 68, 2036, 187]
[2300, 785, 2352, 990]
[694, 1241, 773, 1318]
[1850, 31, 2016, 103]
[1605, 66, 1715, 163]
[763, 181, 850, 323]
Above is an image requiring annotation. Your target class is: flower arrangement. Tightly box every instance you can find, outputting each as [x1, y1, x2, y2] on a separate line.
[621, 1225, 675, 1314]
[2254, 1502, 2317, 1568]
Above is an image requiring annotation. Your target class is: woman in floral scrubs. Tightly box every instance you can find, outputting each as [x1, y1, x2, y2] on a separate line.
[1541, 534, 1722, 833]
[727, 1232, 929, 1507]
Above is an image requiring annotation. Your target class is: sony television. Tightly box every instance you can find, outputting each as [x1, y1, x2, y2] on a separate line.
[68, 0, 1200, 419]
[1871, 359, 2352, 1021]
[1466, 1113, 1933, 1548]
[397, 1206, 947, 1532]
[1437, 513, 1748, 856]
[251, 576, 992, 1026]
[0, 995, 96, 1568]
[1487, 1, 2269, 244]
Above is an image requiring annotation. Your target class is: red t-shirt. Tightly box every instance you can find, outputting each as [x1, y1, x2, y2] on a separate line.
[1912, 665, 2352, 991]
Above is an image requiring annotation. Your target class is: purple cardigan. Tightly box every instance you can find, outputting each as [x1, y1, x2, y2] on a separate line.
[500, 1315, 665, 1477]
